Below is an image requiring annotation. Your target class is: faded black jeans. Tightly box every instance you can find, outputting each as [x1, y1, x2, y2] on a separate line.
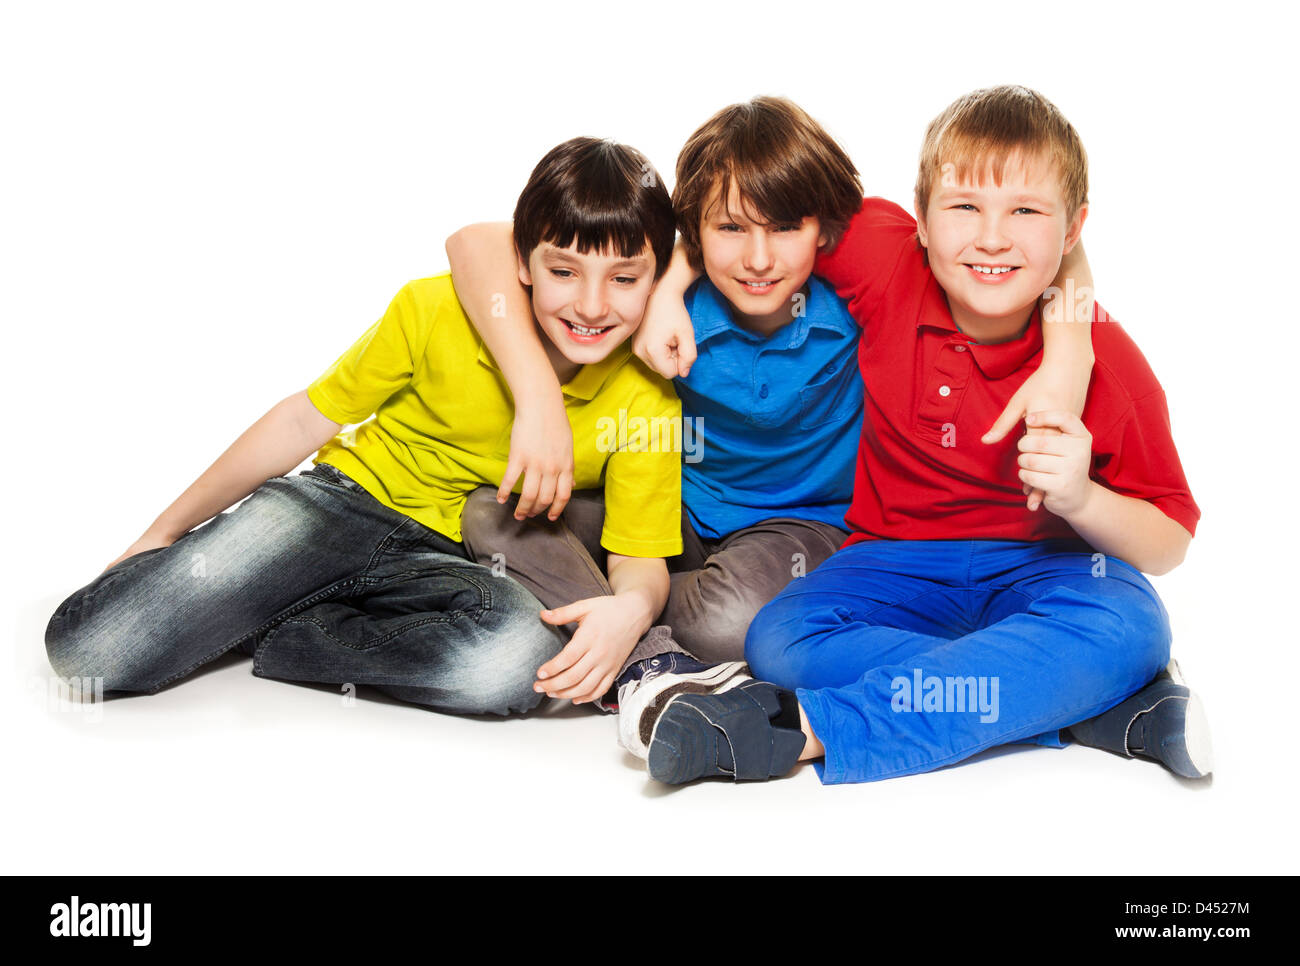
[45, 464, 563, 715]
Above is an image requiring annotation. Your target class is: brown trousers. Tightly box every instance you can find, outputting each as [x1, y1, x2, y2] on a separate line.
[458, 486, 847, 667]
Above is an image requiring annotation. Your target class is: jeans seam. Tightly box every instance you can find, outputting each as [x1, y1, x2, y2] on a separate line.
[772, 585, 959, 626]
[261, 604, 488, 655]
[143, 574, 366, 693]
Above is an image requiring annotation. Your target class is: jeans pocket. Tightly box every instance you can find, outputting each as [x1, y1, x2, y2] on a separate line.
[305, 462, 358, 490]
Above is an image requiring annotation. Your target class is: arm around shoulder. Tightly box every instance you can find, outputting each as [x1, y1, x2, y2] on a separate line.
[445, 221, 573, 518]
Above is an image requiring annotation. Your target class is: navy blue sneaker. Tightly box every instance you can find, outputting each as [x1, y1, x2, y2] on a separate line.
[646, 679, 807, 784]
[615, 653, 751, 757]
[1067, 659, 1213, 779]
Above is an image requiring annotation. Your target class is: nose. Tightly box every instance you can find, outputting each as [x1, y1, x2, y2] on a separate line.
[573, 278, 609, 322]
[742, 230, 775, 274]
[976, 212, 1012, 254]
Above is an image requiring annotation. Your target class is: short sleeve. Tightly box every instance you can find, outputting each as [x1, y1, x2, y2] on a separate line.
[1091, 389, 1201, 537]
[307, 283, 425, 425]
[814, 197, 919, 329]
[600, 384, 684, 558]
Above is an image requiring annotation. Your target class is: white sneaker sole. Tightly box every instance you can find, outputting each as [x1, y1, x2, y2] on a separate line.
[1162, 658, 1213, 777]
[617, 661, 750, 760]
[1183, 691, 1214, 778]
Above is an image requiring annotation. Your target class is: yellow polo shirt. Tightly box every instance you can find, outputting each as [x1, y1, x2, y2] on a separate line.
[306, 273, 683, 557]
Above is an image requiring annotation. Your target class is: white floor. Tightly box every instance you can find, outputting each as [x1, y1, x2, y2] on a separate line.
[5, 567, 1283, 876]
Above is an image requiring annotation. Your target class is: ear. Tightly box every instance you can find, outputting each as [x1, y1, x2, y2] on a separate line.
[914, 202, 929, 249]
[517, 247, 533, 287]
[1062, 204, 1089, 256]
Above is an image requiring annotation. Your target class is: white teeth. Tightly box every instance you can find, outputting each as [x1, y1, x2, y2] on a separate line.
[743, 281, 776, 288]
[569, 321, 607, 336]
[971, 265, 1014, 275]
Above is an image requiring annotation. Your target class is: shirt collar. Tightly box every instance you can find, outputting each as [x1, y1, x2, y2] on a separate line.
[690, 275, 857, 350]
[916, 273, 1044, 379]
[477, 336, 632, 401]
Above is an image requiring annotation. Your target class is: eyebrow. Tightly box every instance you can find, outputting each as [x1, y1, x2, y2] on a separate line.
[539, 247, 650, 269]
[608, 256, 651, 269]
[937, 188, 1057, 206]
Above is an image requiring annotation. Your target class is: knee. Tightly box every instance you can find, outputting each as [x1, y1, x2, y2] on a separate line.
[44, 604, 82, 680]
[1052, 579, 1172, 696]
[743, 591, 810, 686]
[439, 621, 563, 716]
[449, 582, 563, 716]
[45, 588, 120, 684]
[44, 571, 184, 692]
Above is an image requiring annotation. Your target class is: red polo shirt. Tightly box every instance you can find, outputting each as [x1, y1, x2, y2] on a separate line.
[815, 197, 1200, 547]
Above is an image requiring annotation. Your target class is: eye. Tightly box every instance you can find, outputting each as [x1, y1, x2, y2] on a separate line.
[1014, 207, 1041, 215]
[549, 268, 575, 278]
[717, 223, 743, 233]
[771, 223, 800, 233]
[950, 204, 977, 211]
[613, 275, 638, 285]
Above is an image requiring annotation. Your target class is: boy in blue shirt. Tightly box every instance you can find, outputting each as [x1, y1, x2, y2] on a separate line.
[446, 100, 863, 718]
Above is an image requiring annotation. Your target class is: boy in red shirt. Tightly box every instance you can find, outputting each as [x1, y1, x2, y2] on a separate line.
[643, 86, 1210, 784]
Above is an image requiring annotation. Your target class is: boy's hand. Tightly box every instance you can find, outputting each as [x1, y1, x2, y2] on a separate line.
[500, 397, 575, 521]
[632, 292, 697, 379]
[104, 531, 175, 572]
[983, 361, 1090, 511]
[1015, 411, 1095, 519]
[534, 595, 643, 705]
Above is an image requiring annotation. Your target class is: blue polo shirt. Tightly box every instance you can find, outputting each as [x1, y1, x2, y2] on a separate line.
[677, 275, 864, 539]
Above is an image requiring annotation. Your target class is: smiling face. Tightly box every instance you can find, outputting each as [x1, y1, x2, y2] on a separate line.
[518, 239, 656, 383]
[698, 179, 827, 338]
[917, 150, 1087, 344]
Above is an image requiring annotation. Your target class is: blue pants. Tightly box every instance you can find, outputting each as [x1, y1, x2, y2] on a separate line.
[45, 464, 563, 715]
[744, 539, 1172, 784]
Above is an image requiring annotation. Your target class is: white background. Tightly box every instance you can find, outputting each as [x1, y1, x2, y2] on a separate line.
[2, 0, 1296, 875]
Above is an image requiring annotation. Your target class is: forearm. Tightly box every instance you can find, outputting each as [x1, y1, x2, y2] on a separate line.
[145, 391, 341, 541]
[1064, 483, 1192, 576]
[445, 221, 561, 407]
[1039, 242, 1095, 407]
[606, 553, 670, 639]
[652, 239, 700, 303]
[633, 239, 702, 376]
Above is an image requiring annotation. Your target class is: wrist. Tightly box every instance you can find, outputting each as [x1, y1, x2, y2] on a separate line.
[1060, 479, 1102, 525]
[613, 589, 656, 638]
[662, 244, 699, 292]
[145, 521, 184, 545]
[513, 366, 565, 401]
[1038, 346, 1095, 374]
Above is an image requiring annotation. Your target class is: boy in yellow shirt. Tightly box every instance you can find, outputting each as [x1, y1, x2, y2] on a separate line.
[45, 137, 684, 714]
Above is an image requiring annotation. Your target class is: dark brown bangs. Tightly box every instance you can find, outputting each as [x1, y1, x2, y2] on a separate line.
[514, 137, 676, 279]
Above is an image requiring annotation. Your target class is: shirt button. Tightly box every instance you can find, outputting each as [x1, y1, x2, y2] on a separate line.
[759, 384, 769, 399]
[954, 344, 967, 353]
[939, 385, 951, 397]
